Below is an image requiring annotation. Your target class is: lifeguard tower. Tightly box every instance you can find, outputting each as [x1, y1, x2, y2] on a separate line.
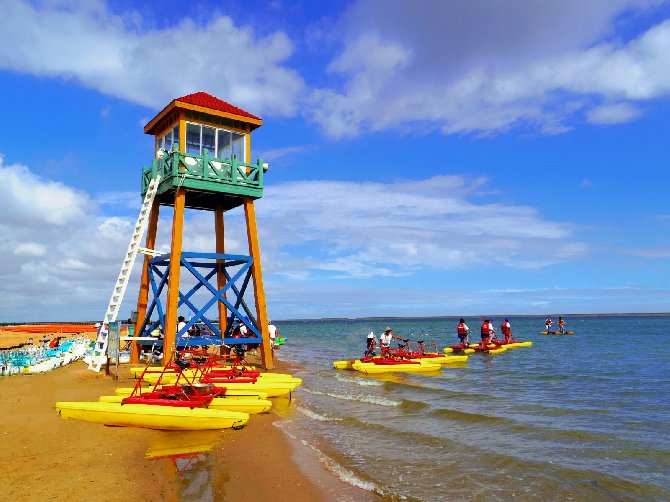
[89, 92, 273, 371]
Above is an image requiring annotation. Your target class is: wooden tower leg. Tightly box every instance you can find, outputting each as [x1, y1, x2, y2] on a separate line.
[131, 200, 160, 364]
[163, 188, 186, 366]
[215, 204, 227, 335]
[244, 198, 273, 369]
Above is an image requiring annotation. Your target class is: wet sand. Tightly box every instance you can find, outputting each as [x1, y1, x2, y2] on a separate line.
[0, 330, 362, 501]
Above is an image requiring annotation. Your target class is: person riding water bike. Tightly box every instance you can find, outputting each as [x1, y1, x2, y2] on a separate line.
[557, 316, 566, 334]
[365, 331, 377, 357]
[480, 320, 495, 347]
[379, 327, 404, 358]
[501, 319, 513, 343]
[457, 319, 470, 347]
[545, 316, 552, 333]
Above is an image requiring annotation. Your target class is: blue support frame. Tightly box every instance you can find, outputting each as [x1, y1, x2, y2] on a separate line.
[138, 251, 262, 346]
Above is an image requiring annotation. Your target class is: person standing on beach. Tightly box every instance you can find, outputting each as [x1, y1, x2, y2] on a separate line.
[501, 319, 512, 343]
[545, 316, 552, 333]
[177, 316, 188, 337]
[268, 321, 278, 350]
[557, 317, 566, 334]
[457, 319, 470, 347]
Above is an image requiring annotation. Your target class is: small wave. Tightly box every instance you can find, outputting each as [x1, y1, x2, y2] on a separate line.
[300, 386, 400, 406]
[430, 407, 511, 425]
[295, 405, 343, 422]
[399, 400, 430, 412]
[278, 426, 385, 494]
[335, 373, 384, 386]
[300, 387, 325, 396]
[324, 391, 401, 407]
[300, 439, 380, 492]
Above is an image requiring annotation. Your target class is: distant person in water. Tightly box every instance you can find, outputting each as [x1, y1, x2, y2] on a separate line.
[545, 316, 552, 333]
[557, 317, 565, 334]
[365, 331, 377, 357]
[501, 319, 512, 343]
[457, 319, 470, 346]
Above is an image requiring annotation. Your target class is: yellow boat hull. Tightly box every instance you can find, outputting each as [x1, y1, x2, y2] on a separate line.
[208, 382, 293, 397]
[334, 356, 464, 369]
[55, 401, 249, 430]
[497, 341, 532, 348]
[352, 361, 442, 374]
[442, 348, 475, 355]
[98, 395, 272, 414]
[408, 355, 468, 364]
[333, 359, 358, 370]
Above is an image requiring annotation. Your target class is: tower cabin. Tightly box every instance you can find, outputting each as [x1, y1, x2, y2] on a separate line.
[142, 92, 265, 210]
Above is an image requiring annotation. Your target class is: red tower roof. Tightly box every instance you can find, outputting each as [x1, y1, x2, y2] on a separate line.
[176, 92, 261, 121]
[144, 91, 262, 135]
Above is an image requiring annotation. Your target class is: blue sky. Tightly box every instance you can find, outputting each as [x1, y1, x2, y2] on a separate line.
[1, 0, 669, 322]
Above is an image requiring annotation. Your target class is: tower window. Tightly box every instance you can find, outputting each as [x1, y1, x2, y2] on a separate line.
[183, 122, 245, 160]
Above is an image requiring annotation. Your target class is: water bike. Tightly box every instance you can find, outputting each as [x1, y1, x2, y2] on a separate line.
[352, 356, 442, 374]
[540, 331, 574, 335]
[334, 355, 441, 373]
[56, 365, 249, 430]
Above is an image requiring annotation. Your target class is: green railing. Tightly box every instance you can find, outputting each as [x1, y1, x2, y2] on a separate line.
[142, 144, 264, 198]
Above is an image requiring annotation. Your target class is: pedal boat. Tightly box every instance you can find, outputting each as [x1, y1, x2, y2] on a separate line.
[55, 401, 249, 430]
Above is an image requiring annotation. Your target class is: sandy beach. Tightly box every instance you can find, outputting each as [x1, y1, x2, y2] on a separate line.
[0, 329, 367, 501]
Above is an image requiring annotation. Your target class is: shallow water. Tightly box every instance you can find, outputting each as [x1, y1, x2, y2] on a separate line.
[274, 315, 670, 501]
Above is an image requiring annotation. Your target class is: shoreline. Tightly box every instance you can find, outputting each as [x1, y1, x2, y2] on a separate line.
[0, 332, 367, 501]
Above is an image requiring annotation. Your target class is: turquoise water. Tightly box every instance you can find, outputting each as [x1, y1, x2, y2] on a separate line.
[274, 316, 670, 501]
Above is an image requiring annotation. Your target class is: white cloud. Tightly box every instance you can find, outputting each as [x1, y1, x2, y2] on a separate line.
[258, 145, 312, 164]
[0, 157, 91, 225]
[13, 242, 46, 257]
[0, 0, 305, 117]
[586, 103, 643, 124]
[626, 246, 670, 258]
[307, 0, 670, 137]
[95, 191, 142, 211]
[251, 175, 585, 279]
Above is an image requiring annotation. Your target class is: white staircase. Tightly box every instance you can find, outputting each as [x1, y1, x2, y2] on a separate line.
[88, 175, 161, 371]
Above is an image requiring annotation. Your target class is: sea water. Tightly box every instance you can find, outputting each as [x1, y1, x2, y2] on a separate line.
[273, 316, 670, 501]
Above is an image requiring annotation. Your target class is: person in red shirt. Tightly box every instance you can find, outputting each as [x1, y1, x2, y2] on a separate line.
[557, 317, 566, 334]
[501, 319, 512, 343]
[457, 319, 470, 347]
[480, 320, 495, 347]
